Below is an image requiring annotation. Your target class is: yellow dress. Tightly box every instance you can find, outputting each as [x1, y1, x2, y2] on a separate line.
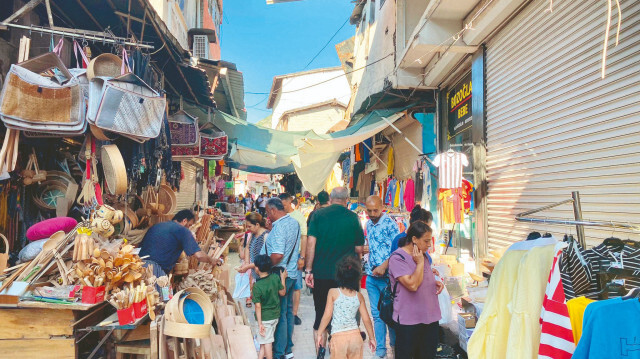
[467, 242, 557, 359]
[566, 296, 595, 344]
[505, 244, 557, 359]
[467, 250, 527, 359]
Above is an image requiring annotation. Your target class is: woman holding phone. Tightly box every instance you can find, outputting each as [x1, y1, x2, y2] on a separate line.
[388, 221, 444, 358]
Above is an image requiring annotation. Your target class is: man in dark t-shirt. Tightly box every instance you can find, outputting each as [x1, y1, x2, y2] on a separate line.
[304, 187, 365, 353]
[139, 209, 217, 275]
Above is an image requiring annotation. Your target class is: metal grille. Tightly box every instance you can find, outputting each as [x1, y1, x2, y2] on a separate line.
[192, 35, 208, 59]
[484, 0, 640, 249]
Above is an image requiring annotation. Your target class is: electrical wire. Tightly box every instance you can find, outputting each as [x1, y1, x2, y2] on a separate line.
[302, 17, 350, 70]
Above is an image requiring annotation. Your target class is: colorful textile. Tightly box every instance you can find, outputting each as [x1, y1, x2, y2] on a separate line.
[200, 134, 228, 157]
[171, 143, 200, 158]
[539, 242, 574, 359]
[433, 151, 468, 189]
[365, 214, 400, 275]
[439, 188, 465, 224]
[393, 181, 401, 208]
[566, 296, 595, 344]
[168, 120, 197, 145]
[573, 298, 640, 359]
[403, 179, 415, 211]
[387, 147, 394, 175]
[385, 179, 396, 206]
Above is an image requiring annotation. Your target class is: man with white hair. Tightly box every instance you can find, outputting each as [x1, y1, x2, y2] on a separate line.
[305, 187, 365, 355]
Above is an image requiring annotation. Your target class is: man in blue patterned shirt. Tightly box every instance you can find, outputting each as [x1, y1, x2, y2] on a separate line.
[365, 195, 400, 358]
[261, 197, 300, 359]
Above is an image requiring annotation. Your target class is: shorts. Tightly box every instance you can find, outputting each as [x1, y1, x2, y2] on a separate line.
[257, 319, 279, 344]
[313, 278, 338, 330]
[329, 329, 363, 359]
[294, 273, 304, 291]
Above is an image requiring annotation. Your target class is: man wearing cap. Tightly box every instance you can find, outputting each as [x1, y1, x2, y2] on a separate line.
[278, 192, 307, 326]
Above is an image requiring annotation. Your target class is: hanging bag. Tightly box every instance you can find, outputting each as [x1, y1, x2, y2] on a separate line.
[169, 110, 199, 146]
[0, 39, 83, 127]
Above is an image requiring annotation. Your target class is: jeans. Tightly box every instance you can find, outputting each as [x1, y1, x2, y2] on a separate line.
[274, 276, 296, 357]
[366, 275, 396, 357]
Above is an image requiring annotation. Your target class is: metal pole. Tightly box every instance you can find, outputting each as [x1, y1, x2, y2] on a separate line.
[572, 191, 586, 247]
[0, 23, 155, 49]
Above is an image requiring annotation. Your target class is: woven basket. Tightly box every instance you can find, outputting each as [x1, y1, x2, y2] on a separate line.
[87, 53, 122, 80]
[100, 144, 127, 195]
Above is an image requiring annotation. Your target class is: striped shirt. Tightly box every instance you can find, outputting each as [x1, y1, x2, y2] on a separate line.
[539, 243, 574, 359]
[433, 151, 468, 189]
[561, 241, 640, 300]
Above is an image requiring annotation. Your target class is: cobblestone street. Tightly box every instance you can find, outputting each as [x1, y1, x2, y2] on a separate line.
[228, 253, 388, 358]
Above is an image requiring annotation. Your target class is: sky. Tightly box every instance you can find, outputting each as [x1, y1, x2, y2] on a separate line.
[220, 0, 356, 124]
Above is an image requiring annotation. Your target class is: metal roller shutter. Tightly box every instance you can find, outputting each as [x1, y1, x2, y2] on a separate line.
[485, 0, 640, 250]
[175, 162, 197, 210]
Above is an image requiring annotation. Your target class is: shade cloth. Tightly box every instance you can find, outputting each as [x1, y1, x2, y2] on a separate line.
[213, 108, 409, 194]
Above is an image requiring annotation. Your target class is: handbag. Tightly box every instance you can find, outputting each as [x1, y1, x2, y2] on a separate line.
[0, 52, 83, 127]
[169, 110, 199, 146]
[200, 133, 228, 159]
[90, 73, 166, 139]
[378, 252, 403, 327]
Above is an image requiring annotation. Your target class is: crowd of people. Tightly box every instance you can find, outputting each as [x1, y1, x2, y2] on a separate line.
[236, 187, 444, 359]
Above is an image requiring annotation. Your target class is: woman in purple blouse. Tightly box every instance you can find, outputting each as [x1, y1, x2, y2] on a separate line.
[389, 221, 444, 358]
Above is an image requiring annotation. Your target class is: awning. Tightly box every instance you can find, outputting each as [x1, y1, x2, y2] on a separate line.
[292, 108, 407, 194]
[214, 108, 409, 194]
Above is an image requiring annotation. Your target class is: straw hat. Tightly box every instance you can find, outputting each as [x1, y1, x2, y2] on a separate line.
[87, 53, 122, 80]
[100, 145, 127, 196]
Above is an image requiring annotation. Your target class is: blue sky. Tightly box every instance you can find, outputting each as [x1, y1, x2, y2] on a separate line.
[220, 0, 355, 123]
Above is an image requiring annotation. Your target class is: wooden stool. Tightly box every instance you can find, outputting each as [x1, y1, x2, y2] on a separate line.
[116, 341, 151, 359]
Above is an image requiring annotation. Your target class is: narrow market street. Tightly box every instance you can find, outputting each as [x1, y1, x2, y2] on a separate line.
[227, 253, 382, 358]
[0, 0, 637, 358]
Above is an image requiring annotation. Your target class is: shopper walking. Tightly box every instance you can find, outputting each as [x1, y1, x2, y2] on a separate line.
[278, 192, 308, 326]
[305, 187, 365, 354]
[251, 255, 287, 359]
[315, 256, 376, 359]
[389, 221, 444, 358]
[238, 212, 269, 307]
[364, 195, 400, 358]
[257, 193, 267, 216]
[263, 197, 301, 359]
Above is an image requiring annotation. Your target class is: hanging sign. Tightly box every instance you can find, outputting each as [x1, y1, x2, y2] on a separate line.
[447, 72, 472, 136]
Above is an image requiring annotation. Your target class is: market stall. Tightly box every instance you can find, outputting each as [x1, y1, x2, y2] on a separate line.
[0, 16, 252, 357]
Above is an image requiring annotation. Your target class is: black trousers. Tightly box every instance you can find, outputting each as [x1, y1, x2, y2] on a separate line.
[312, 278, 338, 330]
[394, 321, 439, 359]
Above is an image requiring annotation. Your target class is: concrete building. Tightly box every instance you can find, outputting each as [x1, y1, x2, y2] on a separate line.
[267, 67, 351, 133]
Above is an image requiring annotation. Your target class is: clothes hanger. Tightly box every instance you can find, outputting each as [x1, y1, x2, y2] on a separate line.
[622, 287, 640, 300]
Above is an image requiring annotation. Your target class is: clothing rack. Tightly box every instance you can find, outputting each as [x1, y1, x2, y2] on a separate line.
[515, 191, 640, 248]
[449, 143, 473, 148]
[0, 23, 154, 49]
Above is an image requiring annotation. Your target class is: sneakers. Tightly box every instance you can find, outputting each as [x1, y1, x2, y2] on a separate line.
[294, 315, 302, 325]
[285, 353, 295, 359]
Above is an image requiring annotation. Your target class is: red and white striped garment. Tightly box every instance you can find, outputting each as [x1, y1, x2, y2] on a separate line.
[539, 244, 575, 359]
[433, 151, 468, 189]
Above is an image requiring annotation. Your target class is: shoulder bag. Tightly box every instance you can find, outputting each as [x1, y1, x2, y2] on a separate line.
[378, 251, 405, 326]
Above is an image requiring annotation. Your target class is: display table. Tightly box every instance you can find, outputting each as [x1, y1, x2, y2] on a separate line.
[0, 300, 109, 359]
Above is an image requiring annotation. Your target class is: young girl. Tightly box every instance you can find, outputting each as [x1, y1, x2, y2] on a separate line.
[316, 256, 376, 359]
